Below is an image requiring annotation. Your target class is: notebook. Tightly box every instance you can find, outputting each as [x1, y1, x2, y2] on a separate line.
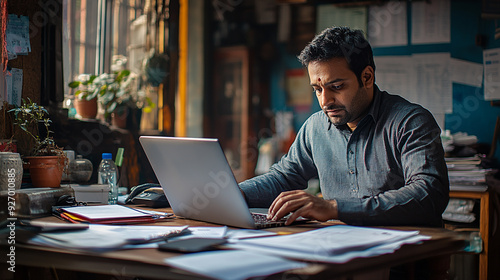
[139, 136, 289, 229]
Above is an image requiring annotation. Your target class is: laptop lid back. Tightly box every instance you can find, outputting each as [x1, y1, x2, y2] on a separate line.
[139, 136, 256, 228]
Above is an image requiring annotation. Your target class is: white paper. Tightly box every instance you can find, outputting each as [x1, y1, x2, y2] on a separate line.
[229, 235, 430, 264]
[375, 54, 452, 116]
[228, 226, 429, 264]
[10, 68, 23, 106]
[411, 0, 450, 45]
[5, 70, 12, 106]
[164, 250, 307, 280]
[61, 204, 153, 220]
[411, 0, 450, 44]
[235, 225, 420, 257]
[317, 5, 367, 34]
[410, 53, 452, 114]
[368, 2, 407, 47]
[226, 229, 277, 241]
[374, 56, 413, 98]
[450, 58, 483, 88]
[483, 48, 500, 100]
[6, 14, 31, 55]
[433, 113, 445, 131]
[28, 224, 189, 251]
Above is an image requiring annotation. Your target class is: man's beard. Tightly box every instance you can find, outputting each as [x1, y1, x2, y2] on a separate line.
[323, 105, 351, 126]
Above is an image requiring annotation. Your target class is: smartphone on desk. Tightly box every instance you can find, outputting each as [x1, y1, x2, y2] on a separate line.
[158, 237, 227, 253]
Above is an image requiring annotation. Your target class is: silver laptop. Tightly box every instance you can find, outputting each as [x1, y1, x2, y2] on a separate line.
[139, 136, 287, 229]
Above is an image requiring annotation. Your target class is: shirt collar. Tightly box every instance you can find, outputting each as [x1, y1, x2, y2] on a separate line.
[365, 84, 382, 123]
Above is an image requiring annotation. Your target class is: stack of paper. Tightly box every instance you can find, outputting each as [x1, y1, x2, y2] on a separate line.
[28, 224, 188, 251]
[227, 225, 430, 263]
[446, 156, 493, 192]
[442, 198, 476, 223]
[52, 204, 173, 224]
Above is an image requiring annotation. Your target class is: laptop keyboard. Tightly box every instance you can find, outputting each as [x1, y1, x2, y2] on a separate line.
[251, 213, 286, 228]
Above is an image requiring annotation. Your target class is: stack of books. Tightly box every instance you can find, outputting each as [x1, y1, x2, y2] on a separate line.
[446, 155, 492, 192]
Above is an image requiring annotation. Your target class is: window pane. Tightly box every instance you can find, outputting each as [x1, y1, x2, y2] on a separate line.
[63, 0, 99, 88]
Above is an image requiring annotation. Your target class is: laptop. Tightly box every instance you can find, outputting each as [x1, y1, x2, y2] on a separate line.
[139, 136, 290, 229]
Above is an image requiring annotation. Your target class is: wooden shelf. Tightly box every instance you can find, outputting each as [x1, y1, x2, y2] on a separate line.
[449, 190, 491, 280]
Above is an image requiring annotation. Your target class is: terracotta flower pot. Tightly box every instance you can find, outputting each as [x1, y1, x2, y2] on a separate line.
[74, 97, 98, 119]
[25, 156, 64, 188]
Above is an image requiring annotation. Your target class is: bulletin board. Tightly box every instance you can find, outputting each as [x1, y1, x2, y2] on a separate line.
[0, 0, 42, 148]
[316, 0, 500, 156]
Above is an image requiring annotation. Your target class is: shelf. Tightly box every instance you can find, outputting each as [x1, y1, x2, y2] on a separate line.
[449, 190, 490, 280]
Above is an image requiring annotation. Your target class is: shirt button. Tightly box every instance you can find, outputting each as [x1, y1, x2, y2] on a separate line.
[349, 170, 355, 174]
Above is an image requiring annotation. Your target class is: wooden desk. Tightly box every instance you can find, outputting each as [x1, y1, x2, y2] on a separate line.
[2, 212, 465, 280]
[449, 190, 491, 280]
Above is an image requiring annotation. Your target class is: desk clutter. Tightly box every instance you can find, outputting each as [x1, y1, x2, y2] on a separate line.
[1, 202, 435, 280]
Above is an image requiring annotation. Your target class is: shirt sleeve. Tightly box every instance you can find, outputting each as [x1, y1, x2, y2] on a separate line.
[336, 108, 450, 226]
[239, 119, 318, 207]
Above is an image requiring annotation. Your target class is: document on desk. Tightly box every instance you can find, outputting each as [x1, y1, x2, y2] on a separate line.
[164, 250, 307, 280]
[28, 224, 188, 251]
[228, 225, 430, 263]
[53, 204, 173, 224]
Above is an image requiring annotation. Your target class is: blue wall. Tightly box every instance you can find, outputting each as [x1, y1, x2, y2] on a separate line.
[270, 0, 500, 159]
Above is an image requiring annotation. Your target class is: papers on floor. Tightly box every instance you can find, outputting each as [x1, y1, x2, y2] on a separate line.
[164, 250, 307, 280]
[227, 225, 430, 263]
[28, 224, 188, 252]
[52, 204, 173, 224]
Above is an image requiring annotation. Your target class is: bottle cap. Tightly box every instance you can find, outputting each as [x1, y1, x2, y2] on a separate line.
[102, 153, 112, 160]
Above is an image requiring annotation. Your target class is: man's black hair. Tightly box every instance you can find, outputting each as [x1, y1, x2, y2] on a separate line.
[298, 26, 375, 85]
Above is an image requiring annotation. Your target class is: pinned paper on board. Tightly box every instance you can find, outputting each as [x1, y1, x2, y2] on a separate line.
[483, 48, 500, 101]
[285, 68, 312, 109]
[6, 14, 31, 57]
[3, 67, 22, 107]
[10, 68, 22, 106]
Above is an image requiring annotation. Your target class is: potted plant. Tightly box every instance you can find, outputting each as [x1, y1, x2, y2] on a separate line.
[93, 69, 155, 128]
[68, 74, 99, 119]
[9, 98, 68, 188]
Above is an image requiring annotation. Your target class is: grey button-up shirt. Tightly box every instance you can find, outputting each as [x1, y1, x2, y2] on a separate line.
[239, 86, 449, 226]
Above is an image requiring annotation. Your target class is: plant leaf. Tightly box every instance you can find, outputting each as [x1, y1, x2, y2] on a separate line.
[68, 81, 81, 88]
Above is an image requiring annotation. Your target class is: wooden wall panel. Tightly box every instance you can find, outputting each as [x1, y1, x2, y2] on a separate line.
[0, 0, 43, 154]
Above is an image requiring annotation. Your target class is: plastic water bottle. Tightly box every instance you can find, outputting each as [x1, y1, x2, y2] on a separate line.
[98, 153, 119, 204]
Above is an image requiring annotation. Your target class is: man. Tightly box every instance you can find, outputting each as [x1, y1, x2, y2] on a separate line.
[239, 26, 449, 227]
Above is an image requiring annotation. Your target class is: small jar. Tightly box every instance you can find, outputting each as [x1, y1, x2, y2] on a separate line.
[0, 152, 23, 191]
[69, 155, 93, 183]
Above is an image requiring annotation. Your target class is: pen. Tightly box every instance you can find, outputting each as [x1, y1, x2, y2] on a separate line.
[125, 226, 190, 245]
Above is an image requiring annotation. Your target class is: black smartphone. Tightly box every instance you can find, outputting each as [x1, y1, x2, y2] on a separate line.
[158, 238, 227, 253]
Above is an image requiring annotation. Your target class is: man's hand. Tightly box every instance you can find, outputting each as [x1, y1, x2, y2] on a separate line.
[268, 190, 338, 225]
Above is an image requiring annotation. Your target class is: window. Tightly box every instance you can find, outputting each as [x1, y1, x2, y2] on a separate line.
[63, 0, 146, 80]
[62, 0, 169, 131]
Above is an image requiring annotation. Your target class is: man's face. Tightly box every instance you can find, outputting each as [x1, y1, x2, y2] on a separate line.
[308, 58, 373, 127]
